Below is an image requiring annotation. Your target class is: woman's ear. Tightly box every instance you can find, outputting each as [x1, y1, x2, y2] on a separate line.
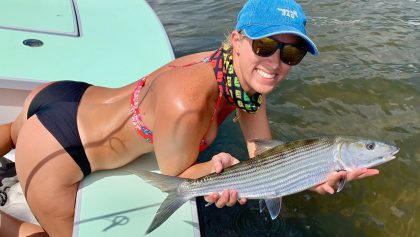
[231, 30, 242, 56]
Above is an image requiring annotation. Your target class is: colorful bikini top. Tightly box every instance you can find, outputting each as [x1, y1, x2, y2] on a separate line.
[130, 45, 263, 152]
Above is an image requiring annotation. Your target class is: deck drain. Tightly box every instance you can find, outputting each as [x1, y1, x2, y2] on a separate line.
[23, 39, 44, 47]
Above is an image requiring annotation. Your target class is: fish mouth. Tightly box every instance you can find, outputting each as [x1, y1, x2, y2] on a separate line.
[366, 149, 398, 168]
[386, 155, 397, 160]
[389, 146, 400, 158]
[380, 147, 399, 163]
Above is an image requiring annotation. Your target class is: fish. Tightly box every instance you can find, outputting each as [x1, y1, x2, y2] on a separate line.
[131, 136, 399, 234]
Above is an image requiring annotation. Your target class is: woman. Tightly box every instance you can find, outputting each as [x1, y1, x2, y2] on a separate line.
[0, 0, 378, 236]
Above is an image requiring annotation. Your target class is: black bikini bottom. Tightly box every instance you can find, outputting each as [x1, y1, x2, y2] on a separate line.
[27, 81, 92, 176]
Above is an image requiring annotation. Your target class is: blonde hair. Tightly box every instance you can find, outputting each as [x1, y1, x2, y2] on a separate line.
[222, 32, 232, 49]
[221, 30, 245, 52]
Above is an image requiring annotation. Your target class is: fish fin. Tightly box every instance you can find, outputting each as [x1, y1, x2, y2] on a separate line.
[264, 197, 282, 220]
[130, 170, 191, 234]
[129, 170, 190, 234]
[259, 199, 266, 213]
[145, 192, 189, 234]
[336, 174, 347, 193]
[248, 139, 285, 156]
[129, 169, 185, 193]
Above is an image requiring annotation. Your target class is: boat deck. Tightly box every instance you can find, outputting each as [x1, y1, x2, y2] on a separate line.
[1, 0, 198, 236]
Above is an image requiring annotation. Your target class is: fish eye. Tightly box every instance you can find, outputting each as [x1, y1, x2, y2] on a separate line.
[366, 142, 375, 150]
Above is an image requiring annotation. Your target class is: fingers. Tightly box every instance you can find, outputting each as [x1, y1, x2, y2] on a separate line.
[333, 169, 380, 183]
[204, 190, 247, 208]
[322, 184, 335, 195]
[217, 152, 240, 167]
[212, 161, 223, 174]
[204, 192, 219, 203]
[230, 157, 240, 166]
[211, 152, 240, 174]
[360, 169, 380, 178]
[214, 190, 237, 208]
[328, 170, 347, 182]
[346, 168, 367, 181]
[238, 197, 247, 205]
[311, 168, 381, 195]
[348, 168, 379, 180]
[216, 190, 231, 208]
[310, 183, 335, 195]
[310, 170, 346, 195]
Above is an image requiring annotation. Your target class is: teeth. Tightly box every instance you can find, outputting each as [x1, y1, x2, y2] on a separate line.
[257, 69, 275, 79]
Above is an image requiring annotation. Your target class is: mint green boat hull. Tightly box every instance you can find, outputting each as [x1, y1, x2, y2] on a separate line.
[1, 1, 199, 236]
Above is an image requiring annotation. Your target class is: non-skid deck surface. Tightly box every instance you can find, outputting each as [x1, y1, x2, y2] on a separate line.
[73, 153, 198, 237]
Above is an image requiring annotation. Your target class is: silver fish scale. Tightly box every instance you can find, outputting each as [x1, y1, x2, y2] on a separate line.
[235, 139, 335, 198]
[179, 137, 339, 199]
[181, 160, 257, 195]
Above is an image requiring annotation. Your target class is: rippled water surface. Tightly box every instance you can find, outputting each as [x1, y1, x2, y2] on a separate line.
[148, 1, 419, 236]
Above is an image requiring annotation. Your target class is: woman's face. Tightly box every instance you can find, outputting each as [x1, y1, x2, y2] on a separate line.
[232, 31, 302, 95]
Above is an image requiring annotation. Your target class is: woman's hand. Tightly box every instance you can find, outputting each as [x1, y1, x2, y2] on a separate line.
[310, 168, 380, 195]
[204, 152, 247, 207]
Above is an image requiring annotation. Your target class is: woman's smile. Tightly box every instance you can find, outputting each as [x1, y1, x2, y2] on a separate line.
[256, 68, 276, 79]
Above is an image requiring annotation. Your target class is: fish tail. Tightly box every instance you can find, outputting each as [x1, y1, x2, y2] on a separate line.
[130, 170, 190, 234]
[132, 170, 185, 193]
[145, 192, 189, 234]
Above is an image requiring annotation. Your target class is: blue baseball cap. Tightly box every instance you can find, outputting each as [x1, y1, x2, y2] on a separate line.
[236, 0, 319, 56]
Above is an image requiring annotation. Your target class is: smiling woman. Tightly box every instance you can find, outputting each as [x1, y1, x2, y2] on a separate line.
[154, 0, 419, 236]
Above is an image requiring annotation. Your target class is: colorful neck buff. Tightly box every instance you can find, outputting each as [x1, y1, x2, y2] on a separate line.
[210, 45, 262, 113]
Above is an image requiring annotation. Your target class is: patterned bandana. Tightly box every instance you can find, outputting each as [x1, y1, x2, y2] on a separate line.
[210, 45, 262, 113]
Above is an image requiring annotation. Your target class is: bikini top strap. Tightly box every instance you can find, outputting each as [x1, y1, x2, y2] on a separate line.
[168, 49, 219, 68]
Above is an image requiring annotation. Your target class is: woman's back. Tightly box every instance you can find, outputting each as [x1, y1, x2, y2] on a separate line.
[76, 50, 220, 172]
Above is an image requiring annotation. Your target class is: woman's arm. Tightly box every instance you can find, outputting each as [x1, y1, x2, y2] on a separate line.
[152, 70, 217, 177]
[200, 97, 272, 207]
[152, 98, 208, 177]
[153, 99, 247, 206]
[238, 96, 272, 157]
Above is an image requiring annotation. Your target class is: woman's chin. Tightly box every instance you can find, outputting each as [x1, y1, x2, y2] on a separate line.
[251, 75, 278, 94]
[252, 84, 275, 95]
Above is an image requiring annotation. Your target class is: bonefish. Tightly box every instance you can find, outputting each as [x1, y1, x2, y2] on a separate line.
[131, 136, 399, 234]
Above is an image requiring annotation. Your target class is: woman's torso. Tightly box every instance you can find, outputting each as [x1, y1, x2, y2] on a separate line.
[76, 50, 234, 173]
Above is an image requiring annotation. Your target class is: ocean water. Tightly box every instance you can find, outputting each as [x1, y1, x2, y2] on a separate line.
[148, 1, 420, 236]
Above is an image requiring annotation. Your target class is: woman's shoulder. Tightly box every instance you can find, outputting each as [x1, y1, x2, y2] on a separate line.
[151, 51, 219, 110]
[155, 50, 217, 87]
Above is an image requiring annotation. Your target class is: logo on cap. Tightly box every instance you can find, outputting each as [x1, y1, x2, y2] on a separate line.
[277, 8, 298, 19]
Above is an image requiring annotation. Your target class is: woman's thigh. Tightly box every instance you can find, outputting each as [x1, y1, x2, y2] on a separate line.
[15, 116, 83, 237]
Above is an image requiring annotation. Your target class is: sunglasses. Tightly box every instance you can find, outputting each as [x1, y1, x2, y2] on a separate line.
[251, 37, 307, 66]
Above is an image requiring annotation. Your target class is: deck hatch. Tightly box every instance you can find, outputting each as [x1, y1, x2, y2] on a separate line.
[0, 0, 80, 36]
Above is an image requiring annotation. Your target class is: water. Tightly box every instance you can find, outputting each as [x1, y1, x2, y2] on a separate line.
[148, 1, 420, 236]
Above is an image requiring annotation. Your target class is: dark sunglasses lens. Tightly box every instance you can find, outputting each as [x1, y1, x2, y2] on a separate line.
[252, 38, 278, 57]
[281, 45, 307, 65]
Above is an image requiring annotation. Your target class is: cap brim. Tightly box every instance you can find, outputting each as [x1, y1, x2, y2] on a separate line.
[242, 25, 319, 56]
